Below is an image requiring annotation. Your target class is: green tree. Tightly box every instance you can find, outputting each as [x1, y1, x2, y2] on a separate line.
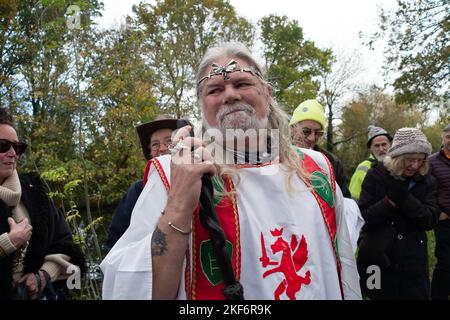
[131, 0, 254, 118]
[320, 51, 362, 152]
[0, 0, 23, 106]
[258, 14, 332, 114]
[337, 86, 425, 177]
[1, 0, 105, 299]
[83, 27, 158, 205]
[367, 0, 449, 106]
[0, 0, 102, 172]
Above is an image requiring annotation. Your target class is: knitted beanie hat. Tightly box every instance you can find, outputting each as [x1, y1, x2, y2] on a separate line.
[289, 99, 326, 128]
[367, 125, 392, 148]
[388, 127, 432, 158]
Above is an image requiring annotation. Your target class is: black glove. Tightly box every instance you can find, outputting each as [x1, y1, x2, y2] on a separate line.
[385, 177, 409, 206]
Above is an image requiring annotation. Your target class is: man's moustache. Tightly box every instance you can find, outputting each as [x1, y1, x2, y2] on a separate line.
[217, 104, 254, 122]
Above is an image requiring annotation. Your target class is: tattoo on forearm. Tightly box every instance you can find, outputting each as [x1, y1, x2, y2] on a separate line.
[151, 227, 167, 256]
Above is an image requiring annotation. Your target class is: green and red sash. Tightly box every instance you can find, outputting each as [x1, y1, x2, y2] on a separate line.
[143, 159, 241, 299]
[147, 152, 342, 299]
[186, 176, 241, 300]
[300, 150, 343, 298]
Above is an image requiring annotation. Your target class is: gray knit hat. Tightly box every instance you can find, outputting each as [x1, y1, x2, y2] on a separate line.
[367, 125, 392, 148]
[388, 127, 432, 158]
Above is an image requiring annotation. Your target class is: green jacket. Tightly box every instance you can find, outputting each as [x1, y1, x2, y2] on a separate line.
[349, 154, 375, 200]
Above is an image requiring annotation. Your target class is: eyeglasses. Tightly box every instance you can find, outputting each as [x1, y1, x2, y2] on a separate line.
[404, 157, 426, 166]
[301, 128, 324, 138]
[150, 137, 172, 150]
[0, 139, 27, 155]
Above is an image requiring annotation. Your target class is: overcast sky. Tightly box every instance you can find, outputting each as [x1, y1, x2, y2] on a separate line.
[95, 0, 398, 88]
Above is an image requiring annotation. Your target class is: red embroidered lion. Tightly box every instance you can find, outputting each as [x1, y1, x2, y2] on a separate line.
[259, 228, 311, 300]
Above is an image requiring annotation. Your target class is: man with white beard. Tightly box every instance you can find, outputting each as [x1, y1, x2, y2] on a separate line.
[349, 125, 392, 201]
[100, 42, 361, 300]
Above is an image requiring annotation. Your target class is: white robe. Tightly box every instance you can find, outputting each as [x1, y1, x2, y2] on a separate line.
[100, 149, 362, 300]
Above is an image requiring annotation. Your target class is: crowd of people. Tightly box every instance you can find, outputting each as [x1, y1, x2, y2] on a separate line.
[100, 42, 448, 300]
[1, 41, 448, 300]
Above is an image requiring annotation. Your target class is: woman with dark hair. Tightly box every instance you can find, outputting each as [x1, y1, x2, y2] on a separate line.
[0, 107, 85, 299]
[357, 127, 439, 299]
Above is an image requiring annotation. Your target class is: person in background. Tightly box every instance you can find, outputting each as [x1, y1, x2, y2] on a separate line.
[0, 107, 85, 299]
[349, 125, 392, 200]
[430, 123, 450, 300]
[357, 127, 439, 299]
[290, 99, 350, 197]
[105, 115, 178, 252]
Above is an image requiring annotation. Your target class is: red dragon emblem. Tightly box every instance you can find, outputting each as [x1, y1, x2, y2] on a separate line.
[259, 228, 311, 300]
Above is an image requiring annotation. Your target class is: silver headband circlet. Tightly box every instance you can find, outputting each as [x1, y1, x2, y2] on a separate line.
[197, 59, 263, 85]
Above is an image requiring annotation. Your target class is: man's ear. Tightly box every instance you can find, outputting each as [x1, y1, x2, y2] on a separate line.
[265, 84, 273, 97]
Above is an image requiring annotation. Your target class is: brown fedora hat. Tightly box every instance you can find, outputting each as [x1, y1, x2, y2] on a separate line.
[136, 119, 179, 160]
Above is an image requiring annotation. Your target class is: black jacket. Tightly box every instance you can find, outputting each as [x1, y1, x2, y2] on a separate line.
[0, 173, 85, 299]
[357, 162, 439, 299]
[106, 179, 144, 252]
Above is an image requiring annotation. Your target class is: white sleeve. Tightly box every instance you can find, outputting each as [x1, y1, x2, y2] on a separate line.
[100, 156, 171, 300]
[302, 148, 362, 300]
[342, 198, 365, 254]
[334, 186, 363, 300]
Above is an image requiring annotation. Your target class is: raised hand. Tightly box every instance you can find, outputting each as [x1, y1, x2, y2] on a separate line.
[167, 125, 216, 217]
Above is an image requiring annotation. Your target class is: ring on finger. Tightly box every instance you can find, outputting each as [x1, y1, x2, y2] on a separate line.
[193, 152, 201, 161]
[169, 140, 191, 155]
